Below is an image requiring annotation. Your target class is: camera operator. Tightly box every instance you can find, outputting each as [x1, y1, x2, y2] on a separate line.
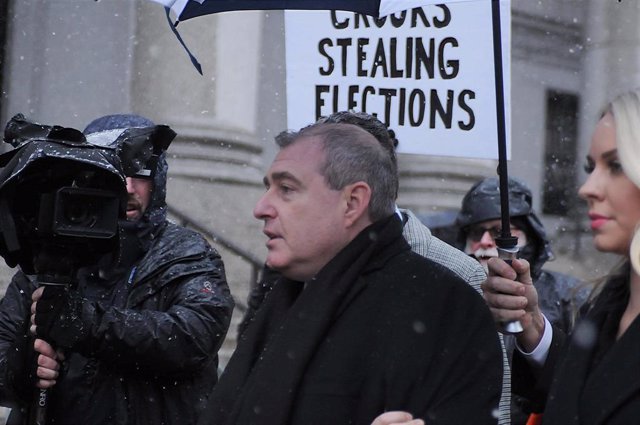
[0, 114, 234, 425]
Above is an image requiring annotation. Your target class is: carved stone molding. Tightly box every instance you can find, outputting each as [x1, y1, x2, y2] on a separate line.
[511, 9, 583, 72]
[397, 154, 496, 212]
[168, 133, 264, 186]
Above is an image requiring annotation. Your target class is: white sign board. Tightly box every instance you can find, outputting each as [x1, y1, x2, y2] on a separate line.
[285, 0, 511, 159]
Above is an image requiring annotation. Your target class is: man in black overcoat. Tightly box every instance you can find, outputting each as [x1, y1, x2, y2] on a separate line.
[200, 122, 503, 425]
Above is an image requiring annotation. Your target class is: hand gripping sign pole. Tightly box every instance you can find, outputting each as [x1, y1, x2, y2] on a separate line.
[491, 0, 522, 334]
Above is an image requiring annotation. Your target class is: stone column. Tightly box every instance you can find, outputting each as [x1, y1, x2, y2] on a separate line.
[1, 0, 137, 128]
[578, 0, 640, 160]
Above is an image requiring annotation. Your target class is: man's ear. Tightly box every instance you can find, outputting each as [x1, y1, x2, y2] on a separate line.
[343, 181, 372, 227]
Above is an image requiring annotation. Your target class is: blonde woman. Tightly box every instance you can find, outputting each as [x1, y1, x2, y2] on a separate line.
[483, 88, 640, 424]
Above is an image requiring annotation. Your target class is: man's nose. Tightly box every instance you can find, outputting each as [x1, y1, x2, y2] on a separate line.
[125, 177, 135, 194]
[253, 191, 274, 220]
[479, 230, 496, 247]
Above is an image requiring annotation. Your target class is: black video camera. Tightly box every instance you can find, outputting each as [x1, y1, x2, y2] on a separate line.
[0, 114, 175, 276]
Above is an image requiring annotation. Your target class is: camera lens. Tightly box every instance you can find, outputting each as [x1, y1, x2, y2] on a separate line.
[64, 203, 96, 227]
[53, 187, 118, 238]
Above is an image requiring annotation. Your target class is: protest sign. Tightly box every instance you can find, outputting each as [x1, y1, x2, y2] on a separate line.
[285, 1, 510, 159]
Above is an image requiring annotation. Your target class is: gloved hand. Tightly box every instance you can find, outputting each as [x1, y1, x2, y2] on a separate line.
[32, 285, 66, 335]
[33, 285, 91, 350]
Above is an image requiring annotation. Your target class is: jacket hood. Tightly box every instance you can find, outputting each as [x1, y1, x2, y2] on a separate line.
[456, 176, 553, 278]
[83, 114, 174, 256]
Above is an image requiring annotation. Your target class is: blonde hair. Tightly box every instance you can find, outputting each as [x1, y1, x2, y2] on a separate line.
[610, 89, 640, 274]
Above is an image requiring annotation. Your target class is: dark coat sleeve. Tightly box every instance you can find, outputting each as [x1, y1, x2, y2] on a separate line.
[368, 266, 504, 425]
[512, 325, 566, 413]
[0, 272, 37, 407]
[43, 238, 234, 378]
[94, 253, 233, 375]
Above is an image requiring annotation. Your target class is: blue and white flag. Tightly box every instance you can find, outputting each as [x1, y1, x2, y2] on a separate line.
[150, 0, 472, 23]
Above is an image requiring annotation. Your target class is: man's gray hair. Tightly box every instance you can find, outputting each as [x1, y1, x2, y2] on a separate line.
[275, 123, 398, 221]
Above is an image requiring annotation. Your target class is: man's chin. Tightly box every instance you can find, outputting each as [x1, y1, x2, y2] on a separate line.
[265, 256, 285, 271]
[265, 257, 300, 280]
[126, 210, 142, 221]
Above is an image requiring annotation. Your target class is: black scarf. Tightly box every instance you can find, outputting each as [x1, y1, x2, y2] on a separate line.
[200, 214, 406, 425]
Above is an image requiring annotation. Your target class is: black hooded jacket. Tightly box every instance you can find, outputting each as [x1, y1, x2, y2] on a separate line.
[0, 117, 234, 424]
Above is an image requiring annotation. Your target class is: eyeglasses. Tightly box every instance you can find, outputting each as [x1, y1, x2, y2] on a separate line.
[467, 224, 519, 242]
